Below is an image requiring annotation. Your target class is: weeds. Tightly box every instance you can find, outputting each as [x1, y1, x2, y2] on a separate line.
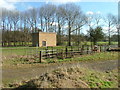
[6, 66, 118, 88]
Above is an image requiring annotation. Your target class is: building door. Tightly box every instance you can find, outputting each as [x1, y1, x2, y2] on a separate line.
[42, 41, 46, 46]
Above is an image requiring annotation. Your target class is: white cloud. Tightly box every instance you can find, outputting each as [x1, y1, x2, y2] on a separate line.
[4, 0, 119, 2]
[44, 0, 81, 4]
[103, 27, 108, 31]
[0, 0, 16, 10]
[96, 11, 101, 14]
[51, 22, 58, 26]
[86, 11, 94, 15]
[5, 0, 81, 3]
[27, 6, 34, 10]
[56, 0, 81, 3]
[6, 0, 20, 2]
[103, 26, 117, 34]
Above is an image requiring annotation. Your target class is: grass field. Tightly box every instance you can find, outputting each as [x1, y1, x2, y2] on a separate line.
[81, 41, 118, 46]
[2, 52, 118, 68]
[1, 41, 118, 57]
[2, 43, 118, 57]
[1, 43, 119, 88]
[2, 41, 118, 48]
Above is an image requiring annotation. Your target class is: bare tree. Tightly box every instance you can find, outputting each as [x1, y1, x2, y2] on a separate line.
[39, 4, 56, 32]
[39, 7, 44, 31]
[73, 15, 87, 45]
[86, 12, 94, 47]
[94, 13, 102, 27]
[105, 13, 116, 45]
[11, 10, 19, 46]
[1, 8, 8, 46]
[59, 3, 82, 46]
[56, 6, 66, 45]
[26, 8, 38, 33]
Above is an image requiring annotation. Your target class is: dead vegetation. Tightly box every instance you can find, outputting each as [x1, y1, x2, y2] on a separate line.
[8, 66, 118, 88]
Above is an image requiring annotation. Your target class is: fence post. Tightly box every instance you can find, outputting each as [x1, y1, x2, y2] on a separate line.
[71, 46, 73, 51]
[52, 47, 54, 58]
[65, 47, 68, 58]
[39, 51, 41, 63]
[81, 45, 84, 55]
[87, 45, 89, 54]
[78, 46, 79, 51]
[104, 45, 106, 52]
[46, 47, 48, 59]
[71, 46, 74, 57]
[61, 49, 64, 59]
[100, 45, 102, 52]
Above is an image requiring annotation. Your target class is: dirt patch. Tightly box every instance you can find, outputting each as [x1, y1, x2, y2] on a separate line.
[8, 66, 118, 88]
[2, 59, 118, 88]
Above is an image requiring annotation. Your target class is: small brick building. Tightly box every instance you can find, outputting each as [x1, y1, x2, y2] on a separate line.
[32, 32, 56, 47]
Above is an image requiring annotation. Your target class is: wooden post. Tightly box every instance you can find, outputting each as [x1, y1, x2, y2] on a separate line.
[104, 45, 106, 52]
[57, 49, 59, 58]
[87, 45, 89, 54]
[52, 47, 53, 58]
[91, 45, 93, 54]
[100, 45, 102, 52]
[71, 46, 73, 51]
[39, 51, 41, 63]
[81, 45, 84, 55]
[46, 47, 48, 59]
[65, 47, 68, 58]
[78, 46, 79, 51]
[71, 46, 73, 57]
[61, 49, 64, 59]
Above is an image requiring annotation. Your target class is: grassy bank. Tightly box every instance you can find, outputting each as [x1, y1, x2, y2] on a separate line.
[2, 52, 118, 68]
[2, 52, 118, 88]
[47, 52, 118, 63]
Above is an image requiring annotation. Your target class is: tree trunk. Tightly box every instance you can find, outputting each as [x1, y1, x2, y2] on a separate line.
[108, 24, 111, 45]
[78, 28, 81, 46]
[40, 17, 43, 31]
[57, 18, 62, 45]
[14, 25, 16, 47]
[68, 21, 71, 46]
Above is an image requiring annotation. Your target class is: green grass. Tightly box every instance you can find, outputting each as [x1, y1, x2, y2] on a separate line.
[2, 42, 118, 67]
[79, 41, 118, 46]
[3, 51, 118, 66]
[97, 41, 118, 45]
[2, 42, 32, 46]
[46, 52, 118, 63]
[79, 68, 118, 88]
[1, 41, 118, 57]
[2, 46, 82, 57]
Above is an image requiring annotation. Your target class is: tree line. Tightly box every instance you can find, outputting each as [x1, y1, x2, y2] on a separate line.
[1, 3, 118, 47]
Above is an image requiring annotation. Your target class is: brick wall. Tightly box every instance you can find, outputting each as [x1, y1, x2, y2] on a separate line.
[32, 32, 56, 47]
[39, 32, 56, 47]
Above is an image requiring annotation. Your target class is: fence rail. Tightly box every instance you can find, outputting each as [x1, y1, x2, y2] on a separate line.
[38, 45, 110, 63]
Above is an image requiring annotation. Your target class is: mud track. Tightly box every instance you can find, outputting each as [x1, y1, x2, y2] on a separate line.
[2, 59, 118, 85]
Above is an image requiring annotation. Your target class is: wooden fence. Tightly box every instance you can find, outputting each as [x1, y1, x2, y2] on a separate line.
[38, 45, 108, 63]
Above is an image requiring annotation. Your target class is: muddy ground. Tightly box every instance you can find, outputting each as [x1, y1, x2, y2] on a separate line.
[2, 59, 118, 87]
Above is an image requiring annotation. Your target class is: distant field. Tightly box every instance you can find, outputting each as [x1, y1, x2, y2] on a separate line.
[83, 41, 118, 45]
[1, 41, 118, 58]
[1, 41, 118, 47]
